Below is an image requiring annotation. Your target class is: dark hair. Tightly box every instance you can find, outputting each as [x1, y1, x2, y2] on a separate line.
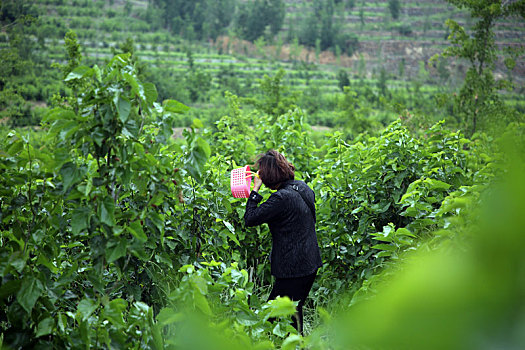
[256, 150, 295, 190]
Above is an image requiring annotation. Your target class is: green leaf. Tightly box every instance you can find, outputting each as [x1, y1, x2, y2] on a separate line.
[106, 238, 127, 263]
[109, 53, 131, 67]
[196, 137, 211, 158]
[65, 65, 93, 81]
[0, 279, 21, 303]
[192, 118, 203, 129]
[395, 227, 416, 237]
[163, 99, 190, 114]
[36, 254, 58, 274]
[426, 178, 451, 191]
[193, 291, 211, 315]
[375, 250, 392, 258]
[143, 82, 158, 105]
[7, 140, 24, 156]
[267, 296, 296, 318]
[235, 310, 259, 326]
[71, 207, 91, 235]
[35, 317, 54, 337]
[185, 137, 211, 183]
[245, 140, 256, 155]
[92, 128, 105, 147]
[148, 211, 164, 235]
[402, 206, 419, 217]
[156, 307, 183, 325]
[17, 276, 44, 314]
[152, 323, 164, 349]
[8, 251, 26, 273]
[117, 97, 131, 123]
[98, 196, 115, 227]
[253, 341, 274, 350]
[123, 72, 143, 100]
[128, 221, 147, 242]
[272, 322, 288, 337]
[372, 243, 396, 251]
[43, 108, 75, 123]
[59, 120, 80, 141]
[93, 64, 102, 82]
[57, 313, 67, 333]
[223, 221, 240, 246]
[60, 162, 85, 192]
[78, 298, 98, 321]
[282, 334, 302, 350]
[104, 299, 127, 328]
[221, 198, 232, 213]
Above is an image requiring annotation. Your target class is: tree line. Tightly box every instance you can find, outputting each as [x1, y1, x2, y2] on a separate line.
[146, 0, 359, 55]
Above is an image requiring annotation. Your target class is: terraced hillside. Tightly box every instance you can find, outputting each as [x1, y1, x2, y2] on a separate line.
[4, 0, 522, 127]
[37, 0, 524, 84]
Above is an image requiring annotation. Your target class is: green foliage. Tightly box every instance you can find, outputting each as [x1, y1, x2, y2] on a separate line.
[0, 46, 518, 347]
[336, 69, 350, 92]
[312, 126, 525, 350]
[149, 0, 236, 41]
[243, 69, 297, 122]
[298, 0, 359, 55]
[236, 0, 285, 41]
[388, 0, 401, 20]
[0, 53, 191, 348]
[2, 0, 525, 345]
[335, 86, 377, 136]
[312, 120, 480, 295]
[62, 30, 82, 79]
[437, 0, 525, 136]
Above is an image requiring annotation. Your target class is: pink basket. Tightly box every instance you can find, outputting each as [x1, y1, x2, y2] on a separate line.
[230, 165, 253, 198]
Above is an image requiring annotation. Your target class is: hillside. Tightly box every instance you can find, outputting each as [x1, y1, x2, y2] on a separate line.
[37, 0, 525, 82]
[1, 0, 524, 128]
[283, 0, 524, 75]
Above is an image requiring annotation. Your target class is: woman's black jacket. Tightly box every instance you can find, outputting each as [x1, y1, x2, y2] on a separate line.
[244, 179, 322, 278]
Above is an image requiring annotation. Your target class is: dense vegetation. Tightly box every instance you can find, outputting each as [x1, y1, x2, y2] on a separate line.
[1, 0, 525, 349]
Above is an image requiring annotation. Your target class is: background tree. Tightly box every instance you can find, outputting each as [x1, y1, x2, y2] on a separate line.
[298, 0, 358, 54]
[243, 69, 297, 122]
[388, 0, 401, 20]
[151, 0, 234, 40]
[438, 0, 525, 136]
[337, 69, 351, 92]
[318, 0, 336, 50]
[236, 0, 284, 41]
[298, 13, 319, 48]
[205, 0, 235, 40]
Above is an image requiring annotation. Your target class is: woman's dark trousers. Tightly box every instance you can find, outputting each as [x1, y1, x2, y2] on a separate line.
[267, 270, 317, 335]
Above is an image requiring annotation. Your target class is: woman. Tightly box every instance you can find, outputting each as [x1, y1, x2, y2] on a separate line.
[244, 150, 322, 335]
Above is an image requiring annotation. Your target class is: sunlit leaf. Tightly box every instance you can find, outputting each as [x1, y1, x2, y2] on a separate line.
[164, 99, 190, 114]
[103, 298, 127, 328]
[78, 298, 98, 321]
[65, 65, 93, 81]
[267, 296, 296, 318]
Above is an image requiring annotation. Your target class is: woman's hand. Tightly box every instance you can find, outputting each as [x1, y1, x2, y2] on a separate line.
[253, 171, 262, 192]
